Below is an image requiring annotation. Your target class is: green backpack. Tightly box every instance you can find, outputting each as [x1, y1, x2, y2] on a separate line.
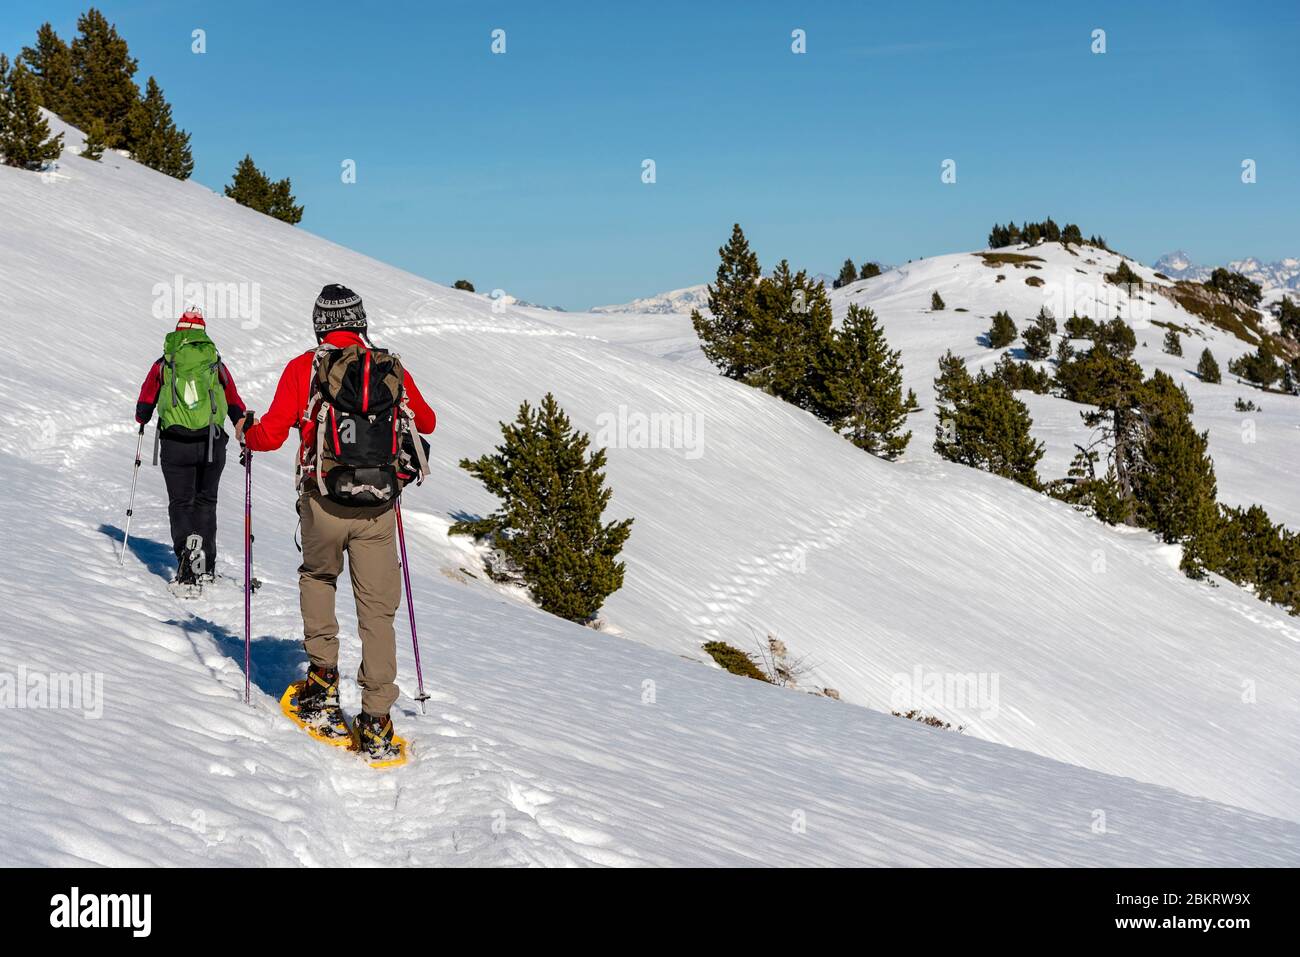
[157, 328, 228, 435]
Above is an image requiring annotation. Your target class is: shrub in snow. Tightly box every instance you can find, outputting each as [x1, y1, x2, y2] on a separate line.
[452, 393, 633, 624]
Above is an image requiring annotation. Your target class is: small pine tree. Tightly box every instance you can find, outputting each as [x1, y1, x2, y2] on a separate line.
[225, 154, 303, 224]
[21, 23, 76, 117]
[987, 311, 1017, 349]
[1131, 371, 1220, 575]
[127, 76, 193, 179]
[453, 279, 475, 292]
[1023, 310, 1054, 361]
[68, 7, 140, 148]
[1162, 328, 1183, 357]
[1274, 297, 1300, 340]
[80, 117, 106, 160]
[834, 258, 857, 289]
[931, 290, 945, 311]
[823, 304, 912, 458]
[1054, 335, 1075, 367]
[451, 394, 633, 623]
[1197, 348, 1221, 384]
[859, 261, 882, 280]
[1228, 343, 1282, 389]
[691, 224, 762, 381]
[1105, 260, 1143, 288]
[0, 59, 65, 170]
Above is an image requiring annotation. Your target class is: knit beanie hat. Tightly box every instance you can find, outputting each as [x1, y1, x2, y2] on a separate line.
[312, 284, 367, 340]
[176, 306, 206, 330]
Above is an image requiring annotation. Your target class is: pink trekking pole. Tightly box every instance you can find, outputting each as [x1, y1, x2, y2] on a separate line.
[243, 445, 252, 706]
[394, 497, 430, 713]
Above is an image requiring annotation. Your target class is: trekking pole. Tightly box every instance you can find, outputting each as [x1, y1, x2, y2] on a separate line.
[394, 497, 430, 713]
[119, 423, 146, 565]
[243, 445, 252, 706]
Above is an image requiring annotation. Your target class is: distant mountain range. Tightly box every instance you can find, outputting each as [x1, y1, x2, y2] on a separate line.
[1153, 251, 1300, 295]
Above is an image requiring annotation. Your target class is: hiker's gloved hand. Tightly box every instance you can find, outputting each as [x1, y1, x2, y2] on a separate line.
[236, 411, 256, 444]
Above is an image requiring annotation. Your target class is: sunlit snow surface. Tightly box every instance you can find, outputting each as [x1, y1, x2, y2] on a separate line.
[1, 117, 1298, 865]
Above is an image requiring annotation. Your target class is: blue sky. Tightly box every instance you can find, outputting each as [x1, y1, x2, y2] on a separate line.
[4, 1, 1297, 309]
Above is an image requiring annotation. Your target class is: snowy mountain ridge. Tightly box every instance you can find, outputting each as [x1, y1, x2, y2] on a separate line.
[1153, 249, 1300, 294]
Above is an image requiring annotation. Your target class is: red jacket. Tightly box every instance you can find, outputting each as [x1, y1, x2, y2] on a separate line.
[136, 358, 247, 433]
[244, 331, 436, 458]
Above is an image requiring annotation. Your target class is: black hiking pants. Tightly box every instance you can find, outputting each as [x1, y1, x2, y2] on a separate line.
[160, 431, 228, 579]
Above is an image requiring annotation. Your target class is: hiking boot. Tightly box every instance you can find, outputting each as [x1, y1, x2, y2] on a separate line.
[296, 665, 347, 740]
[353, 711, 399, 760]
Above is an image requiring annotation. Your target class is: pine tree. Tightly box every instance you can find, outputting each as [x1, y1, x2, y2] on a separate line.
[1131, 371, 1220, 575]
[453, 279, 475, 292]
[834, 258, 857, 288]
[931, 290, 945, 310]
[1275, 296, 1300, 340]
[933, 350, 974, 461]
[266, 174, 304, 224]
[1197, 348, 1221, 384]
[691, 224, 762, 380]
[127, 76, 192, 179]
[1162, 328, 1183, 357]
[225, 154, 271, 209]
[1023, 310, 1053, 361]
[1228, 343, 1282, 389]
[20, 23, 75, 117]
[823, 304, 912, 458]
[942, 372, 1044, 489]
[225, 154, 303, 224]
[68, 7, 140, 148]
[746, 260, 837, 415]
[859, 261, 882, 280]
[80, 116, 106, 160]
[0, 59, 64, 170]
[451, 394, 633, 623]
[987, 310, 1016, 348]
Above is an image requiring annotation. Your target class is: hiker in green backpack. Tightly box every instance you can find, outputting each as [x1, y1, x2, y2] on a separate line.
[134, 309, 249, 587]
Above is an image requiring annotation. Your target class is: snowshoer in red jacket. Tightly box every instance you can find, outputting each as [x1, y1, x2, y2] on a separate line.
[239, 284, 435, 759]
[135, 308, 247, 587]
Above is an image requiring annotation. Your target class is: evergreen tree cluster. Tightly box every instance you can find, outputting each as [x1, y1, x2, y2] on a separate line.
[1206, 268, 1263, 309]
[831, 258, 883, 288]
[692, 225, 913, 459]
[16, 9, 192, 178]
[451, 393, 634, 623]
[986, 311, 1017, 349]
[224, 154, 304, 224]
[1104, 260, 1143, 288]
[987, 218, 1097, 249]
[0, 53, 64, 169]
[1227, 342, 1283, 390]
[932, 351, 1044, 489]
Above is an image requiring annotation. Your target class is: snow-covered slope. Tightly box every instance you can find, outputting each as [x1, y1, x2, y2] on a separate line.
[3, 119, 1299, 865]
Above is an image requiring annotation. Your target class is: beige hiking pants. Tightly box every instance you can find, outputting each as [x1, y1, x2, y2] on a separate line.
[298, 491, 401, 717]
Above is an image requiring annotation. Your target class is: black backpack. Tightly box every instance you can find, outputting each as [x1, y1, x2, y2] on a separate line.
[304, 344, 428, 506]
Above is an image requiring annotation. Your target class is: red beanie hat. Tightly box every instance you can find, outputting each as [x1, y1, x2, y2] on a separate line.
[176, 306, 206, 331]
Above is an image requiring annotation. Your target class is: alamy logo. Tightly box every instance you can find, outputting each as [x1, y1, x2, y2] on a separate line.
[594, 405, 705, 460]
[49, 887, 151, 937]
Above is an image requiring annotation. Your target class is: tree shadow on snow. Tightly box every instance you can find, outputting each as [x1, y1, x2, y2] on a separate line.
[165, 614, 306, 699]
[99, 523, 174, 581]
